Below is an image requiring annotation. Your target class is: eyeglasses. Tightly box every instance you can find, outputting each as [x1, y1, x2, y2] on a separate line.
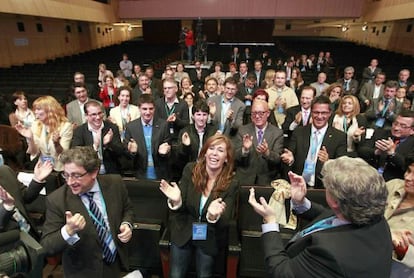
[87, 111, 104, 118]
[312, 111, 330, 116]
[61, 172, 88, 180]
[392, 121, 412, 129]
[251, 111, 268, 117]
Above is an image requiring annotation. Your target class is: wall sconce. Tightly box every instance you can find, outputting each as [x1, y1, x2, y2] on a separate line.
[341, 26, 348, 32]
[362, 24, 368, 31]
[127, 26, 132, 32]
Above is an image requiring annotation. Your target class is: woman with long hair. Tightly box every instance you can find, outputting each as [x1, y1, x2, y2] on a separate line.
[323, 82, 343, 112]
[331, 95, 366, 155]
[159, 134, 239, 277]
[15, 95, 72, 171]
[99, 74, 117, 113]
[9, 91, 35, 127]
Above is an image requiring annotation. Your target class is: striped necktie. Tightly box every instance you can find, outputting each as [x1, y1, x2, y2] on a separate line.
[85, 192, 117, 264]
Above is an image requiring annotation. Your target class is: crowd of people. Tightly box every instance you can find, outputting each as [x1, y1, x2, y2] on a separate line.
[0, 48, 414, 277]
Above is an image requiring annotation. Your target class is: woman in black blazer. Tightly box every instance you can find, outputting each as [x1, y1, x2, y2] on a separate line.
[160, 134, 239, 278]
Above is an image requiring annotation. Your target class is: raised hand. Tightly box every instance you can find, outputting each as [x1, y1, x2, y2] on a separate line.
[15, 122, 33, 139]
[288, 171, 307, 205]
[0, 185, 15, 206]
[242, 134, 253, 152]
[280, 148, 294, 165]
[207, 198, 226, 221]
[318, 146, 329, 163]
[158, 142, 171, 155]
[65, 211, 86, 236]
[182, 132, 191, 146]
[159, 179, 181, 204]
[118, 223, 132, 243]
[103, 129, 113, 146]
[248, 188, 276, 224]
[256, 138, 270, 156]
[128, 138, 138, 153]
[34, 160, 53, 181]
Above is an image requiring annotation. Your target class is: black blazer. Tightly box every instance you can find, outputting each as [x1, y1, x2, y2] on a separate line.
[263, 203, 392, 277]
[71, 120, 124, 174]
[287, 125, 347, 188]
[282, 105, 311, 140]
[124, 117, 171, 180]
[41, 175, 134, 278]
[169, 163, 239, 256]
[154, 98, 189, 141]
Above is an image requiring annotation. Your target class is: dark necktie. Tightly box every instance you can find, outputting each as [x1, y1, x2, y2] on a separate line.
[257, 129, 263, 145]
[85, 192, 117, 264]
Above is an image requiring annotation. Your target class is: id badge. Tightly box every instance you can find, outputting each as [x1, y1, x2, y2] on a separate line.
[303, 159, 315, 175]
[40, 155, 55, 165]
[109, 101, 115, 108]
[192, 223, 207, 240]
[375, 118, 385, 128]
[245, 100, 252, 106]
[169, 127, 174, 134]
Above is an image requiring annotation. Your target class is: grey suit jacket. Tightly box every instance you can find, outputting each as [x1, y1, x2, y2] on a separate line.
[233, 123, 284, 185]
[66, 99, 103, 127]
[365, 98, 402, 130]
[208, 95, 246, 137]
[41, 175, 134, 278]
[359, 83, 384, 104]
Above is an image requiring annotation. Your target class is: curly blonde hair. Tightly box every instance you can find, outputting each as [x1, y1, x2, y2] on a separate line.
[32, 96, 68, 138]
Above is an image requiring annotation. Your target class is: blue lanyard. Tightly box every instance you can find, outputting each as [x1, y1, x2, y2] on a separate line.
[381, 100, 390, 117]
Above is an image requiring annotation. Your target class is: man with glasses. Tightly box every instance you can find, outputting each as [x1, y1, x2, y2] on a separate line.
[281, 96, 347, 188]
[337, 66, 359, 96]
[41, 146, 134, 278]
[71, 100, 124, 174]
[358, 109, 414, 181]
[233, 99, 283, 185]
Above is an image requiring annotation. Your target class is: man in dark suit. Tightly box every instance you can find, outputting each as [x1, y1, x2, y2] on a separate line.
[71, 100, 124, 174]
[365, 80, 402, 130]
[337, 66, 359, 96]
[360, 58, 382, 86]
[282, 86, 315, 142]
[189, 60, 209, 93]
[249, 156, 392, 277]
[234, 99, 284, 185]
[358, 110, 414, 181]
[281, 95, 347, 188]
[236, 73, 258, 124]
[233, 61, 249, 84]
[154, 77, 189, 143]
[41, 146, 134, 278]
[131, 73, 152, 105]
[145, 66, 163, 99]
[125, 94, 171, 180]
[251, 59, 266, 88]
[0, 161, 53, 240]
[208, 77, 246, 138]
[72, 72, 98, 102]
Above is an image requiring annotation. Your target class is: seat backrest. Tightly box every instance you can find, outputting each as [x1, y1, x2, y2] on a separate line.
[123, 177, 169, 226]
[0, 124, 23, 154]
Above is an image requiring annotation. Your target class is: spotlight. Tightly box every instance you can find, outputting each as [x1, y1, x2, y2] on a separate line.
[362, 24, 368, 31]
[341, 26, 348, 32]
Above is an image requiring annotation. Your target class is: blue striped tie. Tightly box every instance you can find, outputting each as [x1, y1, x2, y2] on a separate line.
[86, 192, 117, 264]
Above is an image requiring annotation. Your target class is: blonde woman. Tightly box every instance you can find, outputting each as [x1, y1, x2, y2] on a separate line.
[15, 96, 72, 171]
[261, 69, 276, 89]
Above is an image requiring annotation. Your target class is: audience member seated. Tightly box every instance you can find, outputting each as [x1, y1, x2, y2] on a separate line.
[287, 67, 305, 99]
[282, 86, 315, 141]
[154, 78, 189, 143]
[67, 82, 99, 128]
[225, 62, 238, 79]
[40, 146, 134, 278]
[260, 69, 276, 90]
[128, 64, 142, 89]
[331, 95, 367, 156]
[131, 73, 152, 105]
[178, 77, 197, 101]
[365, 80, 402, 130]
[265, 70, 299, 129]
[0, 161, 53, 240]
[199, 77, 221, 100]
[71, 100, 123, 174]
[175, 100, 218, 177]
[209, 61, 226, 86]
[189, 60, 208, 93]
[99, 75, 118, 114]
[359, 72, 386, 113]
[397, 69, 412, 89]
[114, 70, 130, 88]
[358, 110, 414, 181]
[229, 47, 241, 65]
[8, 91, 35, 128]
[183, 93, 194, 124]
[208, 77, 245, 138]
[233, 99, 283, 185]
[15, 96, 73, 172]
[385, 158, 414, 276]
[280, 95, 347, 188]
[361, 58, 382, 87]
[97, 63, 113, 89]
[323, 83, 343, 112]
[108, 86, 140, 142]
[162, 65, 175, 81]
[159, 134, 239, 278]
[234, 61, 249, 84]
[396, 86, 408, 107]
[125, 94, 171, 180]
[336, 66, 359, 96]
[251, 60, 266, 88]
[145, 66, 163, 99]
[310, 72, 330, 97]
[236, 73, 258, 124]
[71, 72, 98, 102]
[249, 156, 392, 277]
[174, 63, 190, 86]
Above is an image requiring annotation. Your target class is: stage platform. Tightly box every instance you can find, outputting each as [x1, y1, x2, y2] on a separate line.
[169, 60, 213, 70]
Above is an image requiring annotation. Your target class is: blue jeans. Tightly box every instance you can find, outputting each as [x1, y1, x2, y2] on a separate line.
[170, 242, 214, 278]
[187, 45, 193, 62]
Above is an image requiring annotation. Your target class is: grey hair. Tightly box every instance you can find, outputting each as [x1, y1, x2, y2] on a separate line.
[60, 146, 100, 173]
[321, 156, 387, 225]
[344, 66, 355, 73]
